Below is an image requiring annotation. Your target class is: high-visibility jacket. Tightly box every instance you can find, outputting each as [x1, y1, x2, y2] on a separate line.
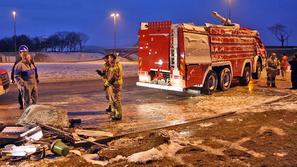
[102, 62, 109, 80]
[106, 62, 123, 86]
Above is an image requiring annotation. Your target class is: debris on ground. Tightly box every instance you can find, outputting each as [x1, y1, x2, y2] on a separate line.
[17, 105, 70, 128]
[0, 116, 112, 165]
[2, 144, 37, 157]
[1, 127, 28, 134]
[50, 139, 70, 156]
[20, 126, 43, 142]
[74, 129, 113, 138]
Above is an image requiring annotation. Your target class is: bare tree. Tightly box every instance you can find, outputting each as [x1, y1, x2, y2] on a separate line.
[78, 33, 89, 52]
[268, 24, 290, 48]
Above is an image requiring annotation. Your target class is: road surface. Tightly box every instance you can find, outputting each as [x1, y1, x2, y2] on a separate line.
[0, 73, 295, 135]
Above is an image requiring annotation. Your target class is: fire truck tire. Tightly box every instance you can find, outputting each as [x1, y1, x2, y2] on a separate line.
[218, 68, 232, 91]
[202, 70, 218, 95]
[239, 66, 251, 86]
[252, 61, 261, 80]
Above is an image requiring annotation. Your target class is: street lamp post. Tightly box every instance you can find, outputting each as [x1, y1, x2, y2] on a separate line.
[227, 0, 232, 20]
[110, 13, 119, 53]
[12, 11, 17, 52]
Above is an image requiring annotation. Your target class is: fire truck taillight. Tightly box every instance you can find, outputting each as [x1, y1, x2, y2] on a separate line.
[139, 71, 151, 83]
[155, 59, 163, 66]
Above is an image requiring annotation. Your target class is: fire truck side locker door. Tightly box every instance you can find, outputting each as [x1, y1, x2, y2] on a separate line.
[183, 32, 212, 87]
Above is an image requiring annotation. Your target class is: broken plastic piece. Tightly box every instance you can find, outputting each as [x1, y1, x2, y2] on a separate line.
[20, 126, 43, 142]
[1, 127, 28, 134]
[2, 144, 37, 157]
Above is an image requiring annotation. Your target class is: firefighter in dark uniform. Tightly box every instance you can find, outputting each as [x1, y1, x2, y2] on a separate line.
[289, 54, 297, 89]
[11, 45, 39, 109]
[266, 52, 279, 88]
[104, 54, 123, 120]
[14, 47, 38, 109]
[96, 55, 112, 112]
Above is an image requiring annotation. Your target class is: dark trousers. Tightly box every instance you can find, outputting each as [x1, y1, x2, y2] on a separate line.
[267, 70, 276, 87]
[292, 72, 297, 89]
[18, 90, 23, 107]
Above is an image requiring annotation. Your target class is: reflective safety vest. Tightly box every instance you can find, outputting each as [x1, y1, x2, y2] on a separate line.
[114, 62, 123, 85]
[102, 63, 109, 79]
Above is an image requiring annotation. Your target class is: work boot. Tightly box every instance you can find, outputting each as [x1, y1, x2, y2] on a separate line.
[111, 116, 122, 121]
[272, 83, 277, 88]
[105, 105, 112, 113]
[19, 105, 24, 110]
[111, 112, 122, 121]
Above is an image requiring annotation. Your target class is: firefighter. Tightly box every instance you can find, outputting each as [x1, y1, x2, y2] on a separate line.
[280, 53, 288, 80]
[104, 54, 123, 120]
[266, 52, 279, 88]
[14, 46, 38, 109]
[11, 45, 39, 109]
[289, 54, 297, 89]
[96, 55, 112, 112]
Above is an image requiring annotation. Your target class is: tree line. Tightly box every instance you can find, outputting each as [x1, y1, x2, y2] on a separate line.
[0, 32, 89, 52]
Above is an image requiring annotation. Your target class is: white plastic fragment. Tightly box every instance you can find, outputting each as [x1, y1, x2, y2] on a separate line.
[3, 145, 37, 157]
[20, 126, 43, 142]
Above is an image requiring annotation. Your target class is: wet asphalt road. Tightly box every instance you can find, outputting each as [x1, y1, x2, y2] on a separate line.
[0, 77, 189, 125]
[0, 73, 295, 135]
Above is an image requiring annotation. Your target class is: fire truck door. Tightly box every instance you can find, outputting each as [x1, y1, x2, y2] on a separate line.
[148, 34, 171, 71]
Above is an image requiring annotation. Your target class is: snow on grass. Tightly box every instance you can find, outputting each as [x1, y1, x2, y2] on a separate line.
[0, 62, 138, 83]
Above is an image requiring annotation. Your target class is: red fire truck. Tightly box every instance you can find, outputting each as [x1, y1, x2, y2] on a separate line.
[136, 12, 267, 94]
[0, 69, 9, 95]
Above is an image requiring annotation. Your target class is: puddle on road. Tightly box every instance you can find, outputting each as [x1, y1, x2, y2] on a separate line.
[68, 111, 106, 116]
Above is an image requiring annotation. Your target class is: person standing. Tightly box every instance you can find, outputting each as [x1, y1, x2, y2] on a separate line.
[96, 55, 112, 112]
[289, 54, 297, 89]
[104, 54, 123, 120]
[11, 45, 39, 109]
[14, 47, 38, 109]
[266, 52, 279, 88]
[280, 53, 289, 80]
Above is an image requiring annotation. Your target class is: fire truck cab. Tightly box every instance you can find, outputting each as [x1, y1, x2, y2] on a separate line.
[136, 12, 266, 94]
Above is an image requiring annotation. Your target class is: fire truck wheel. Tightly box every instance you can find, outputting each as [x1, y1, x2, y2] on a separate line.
[240, 66, 251, 86]
[218, 68, 232, 91]
[202, 70, 218, 95]
[252, 61, 262, 79]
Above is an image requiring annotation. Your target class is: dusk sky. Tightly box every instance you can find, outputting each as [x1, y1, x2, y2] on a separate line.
[0, 0, 296, 48]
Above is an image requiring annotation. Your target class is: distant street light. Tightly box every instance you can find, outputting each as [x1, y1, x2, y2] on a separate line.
[12, 11, 17, 52]
[227, 0, 232, 20]
[110, 12, 119, 53]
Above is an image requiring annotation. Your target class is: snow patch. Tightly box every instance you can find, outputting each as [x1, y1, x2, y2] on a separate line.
[257, 126, 286, 136]
[273, 152, 288, 157]
[127, 130, 187, 164]
[199, 122, 214, 127]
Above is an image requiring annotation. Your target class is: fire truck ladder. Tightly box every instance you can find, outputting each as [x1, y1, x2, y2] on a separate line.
[170, 27, 178, 70]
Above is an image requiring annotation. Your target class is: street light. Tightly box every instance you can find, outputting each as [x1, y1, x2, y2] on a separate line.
[227, 0, 232, 20]
[12, 11, 17, 52]
[110, 12, 119, 53]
